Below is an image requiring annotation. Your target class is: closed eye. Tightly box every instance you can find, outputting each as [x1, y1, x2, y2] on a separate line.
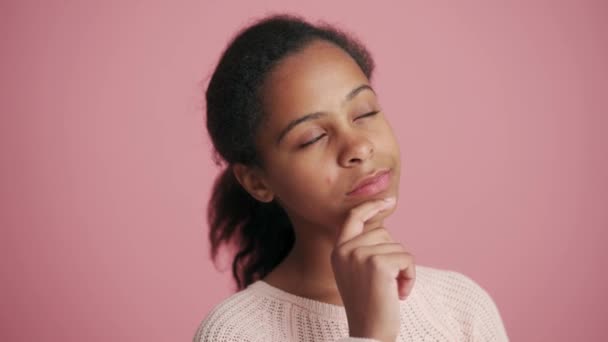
[356, 110, 380, 120]
[298, 111, 380, 149]
[299, 133, 327, 148]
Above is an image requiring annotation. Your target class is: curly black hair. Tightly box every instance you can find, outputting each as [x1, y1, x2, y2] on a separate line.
[205, 13, 375, 290]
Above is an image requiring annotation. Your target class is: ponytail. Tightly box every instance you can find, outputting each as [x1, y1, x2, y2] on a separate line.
[207, 167, 295, 290]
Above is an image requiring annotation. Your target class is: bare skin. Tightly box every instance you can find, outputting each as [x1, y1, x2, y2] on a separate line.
[233, 40, 415, 342]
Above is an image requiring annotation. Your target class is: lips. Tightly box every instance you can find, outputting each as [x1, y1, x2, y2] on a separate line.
[347, 168, 392, 196]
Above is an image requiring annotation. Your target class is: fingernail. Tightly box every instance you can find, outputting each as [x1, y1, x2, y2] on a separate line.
[383, 197, 396, 204]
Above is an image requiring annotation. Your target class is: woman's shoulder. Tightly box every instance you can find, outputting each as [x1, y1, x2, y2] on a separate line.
[415, 264, 498, 305]
[414, 264, 509, 340]
[192, 281, 289, 342]
[416, 264, 487, 290]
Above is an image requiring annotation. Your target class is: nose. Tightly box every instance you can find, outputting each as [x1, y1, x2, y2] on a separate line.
[338, 131, 374, 167]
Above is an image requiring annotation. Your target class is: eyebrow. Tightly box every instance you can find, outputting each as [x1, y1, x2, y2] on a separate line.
[275, 84, 375, 145]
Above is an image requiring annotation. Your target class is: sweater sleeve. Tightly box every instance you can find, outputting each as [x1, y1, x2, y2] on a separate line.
[471, 288, 509, 341]
[450, 272, 510, 341]
[336, 338, 381, 342]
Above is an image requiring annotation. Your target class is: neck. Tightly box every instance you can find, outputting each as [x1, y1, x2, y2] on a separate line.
[263, 223, 341, 304]
[262, 216, 385, 306]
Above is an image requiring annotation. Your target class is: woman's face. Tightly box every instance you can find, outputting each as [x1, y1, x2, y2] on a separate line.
[251, 40, 401, 234]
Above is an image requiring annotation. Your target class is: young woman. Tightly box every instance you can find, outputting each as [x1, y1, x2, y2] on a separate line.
[194, 14, 509, 342]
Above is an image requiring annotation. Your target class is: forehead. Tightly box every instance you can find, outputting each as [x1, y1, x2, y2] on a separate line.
[260, 40, 370, 125]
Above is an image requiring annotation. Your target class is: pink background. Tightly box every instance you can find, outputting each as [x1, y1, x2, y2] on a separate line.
[1, 1, 607, 341]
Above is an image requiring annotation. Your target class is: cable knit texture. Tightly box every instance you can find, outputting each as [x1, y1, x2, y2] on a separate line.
[193, 265, 509, 341]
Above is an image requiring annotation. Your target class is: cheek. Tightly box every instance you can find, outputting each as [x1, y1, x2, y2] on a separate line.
[279, 162, 324, 192]
[323, 169, 341, 188]
[293, 165, 339, 199]
[377, 122, 400, 153]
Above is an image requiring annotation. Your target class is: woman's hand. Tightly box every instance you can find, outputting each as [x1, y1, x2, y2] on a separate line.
[331, 197, 416, 342]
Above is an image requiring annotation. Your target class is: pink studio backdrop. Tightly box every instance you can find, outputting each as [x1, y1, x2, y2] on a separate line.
[1, 1, 606, 341]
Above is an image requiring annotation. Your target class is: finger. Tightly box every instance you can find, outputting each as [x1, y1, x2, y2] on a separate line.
[371, 252, 415, 277]
[397, 264, 416, 299]
[336, 197, 396, 245]
[343, 227, 411, 252]
[340, 227, 395, 251]
[369, 252, 415, 297]
[350, 243, 406, 263]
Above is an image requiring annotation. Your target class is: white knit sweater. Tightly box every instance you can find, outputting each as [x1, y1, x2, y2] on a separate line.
[193, 265, 509, 341]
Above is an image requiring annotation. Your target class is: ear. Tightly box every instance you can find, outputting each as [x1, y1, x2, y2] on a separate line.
[232, 163, 275, 203]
